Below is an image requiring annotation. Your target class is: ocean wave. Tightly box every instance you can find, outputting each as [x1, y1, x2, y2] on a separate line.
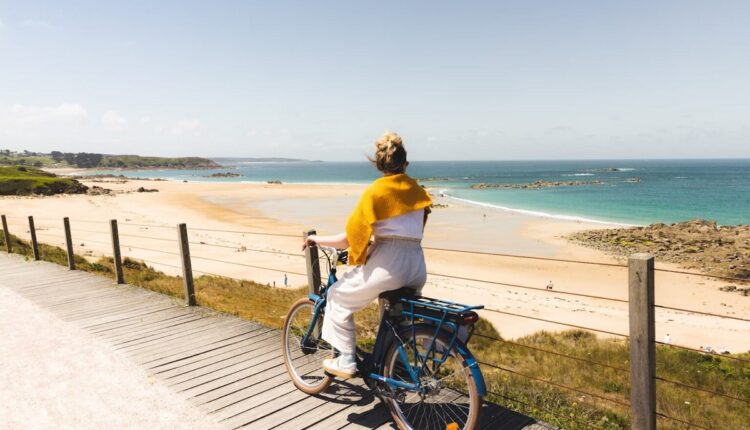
[616, 168, 635, 172]
[563, 173, 595, 177]
[437, 189, 637, 226]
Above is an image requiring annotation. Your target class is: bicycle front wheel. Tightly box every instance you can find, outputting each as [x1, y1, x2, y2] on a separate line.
[382, 326, 481, 430]
[281, 298, 334, 394]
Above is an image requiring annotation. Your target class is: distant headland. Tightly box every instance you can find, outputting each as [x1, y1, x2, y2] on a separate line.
[0, 149, 219, 170]
[211, 157, 314, 165]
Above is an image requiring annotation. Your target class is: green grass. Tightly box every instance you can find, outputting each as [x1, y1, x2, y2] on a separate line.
[0, 155, 61, 167]
[0, 166, 88, 195]
[1, 230, 748, 430]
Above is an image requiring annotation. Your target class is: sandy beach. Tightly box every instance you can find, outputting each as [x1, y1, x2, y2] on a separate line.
[1, 176, 748, 353]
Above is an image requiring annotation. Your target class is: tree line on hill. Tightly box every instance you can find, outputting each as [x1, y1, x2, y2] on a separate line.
[50, 151, 103, 168]
[0, 149, 219, 169]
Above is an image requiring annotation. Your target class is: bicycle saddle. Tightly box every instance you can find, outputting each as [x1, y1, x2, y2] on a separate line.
[379, 287, 417, 304]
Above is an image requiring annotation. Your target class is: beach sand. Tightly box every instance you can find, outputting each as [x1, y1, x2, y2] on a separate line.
[1, 177, 748, 353]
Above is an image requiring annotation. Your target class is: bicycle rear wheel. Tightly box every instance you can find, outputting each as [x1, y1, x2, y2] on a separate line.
[382, 326, 481, 430]
[281, 297, 334, 394]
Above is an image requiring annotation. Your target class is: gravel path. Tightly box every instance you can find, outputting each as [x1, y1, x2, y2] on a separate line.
[0, 286, 221, 430]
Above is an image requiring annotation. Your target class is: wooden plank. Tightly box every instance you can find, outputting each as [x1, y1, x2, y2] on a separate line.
[173, 348, 283, 394]
[166, 337, 282, 386]
[117, 319, 247, 353]
[157, 329, 278, 379]
[196, 363, 300, 410]
[82, 306, 183, 331]
[182, 356, 285, 398]
[270, 382, 372, 430]
[137, 328, 264, 367]
[217, 382, 310, 427]
[99, 314, 202, 342]
[341, 405, 392, 430]
[305, 393, 381, 430]
[250, 384, 365, 430]
[142, 330, 266, 370]
[150, 327, 274, 374]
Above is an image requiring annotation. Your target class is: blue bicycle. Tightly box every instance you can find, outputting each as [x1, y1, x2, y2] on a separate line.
[281, 246, 486, 430]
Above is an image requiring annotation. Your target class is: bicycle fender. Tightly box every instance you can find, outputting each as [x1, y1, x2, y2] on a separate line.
[454, 342, 487, 397]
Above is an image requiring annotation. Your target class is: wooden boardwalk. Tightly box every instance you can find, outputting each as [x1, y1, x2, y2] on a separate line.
[0, 253, 546, 430]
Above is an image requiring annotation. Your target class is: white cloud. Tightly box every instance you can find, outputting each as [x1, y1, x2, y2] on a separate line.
[101, 110, 129, 132]
[0, 103, 88, 142]
[4, 103, 87, 128]
[170, 119, 201, 136]
[139, 116, 151, 125]
[20, 19, 52, 29]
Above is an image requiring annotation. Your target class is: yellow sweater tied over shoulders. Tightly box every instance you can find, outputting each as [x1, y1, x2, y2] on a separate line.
[345, 173, 432, 265]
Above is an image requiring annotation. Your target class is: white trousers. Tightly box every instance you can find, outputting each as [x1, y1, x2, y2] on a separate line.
[321, 239, 427, 355]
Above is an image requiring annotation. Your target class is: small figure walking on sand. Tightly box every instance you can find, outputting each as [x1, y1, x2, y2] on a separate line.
[284, 274, 288, 287]
[546, 281, 554, 290]
[664, 333, 671, 344]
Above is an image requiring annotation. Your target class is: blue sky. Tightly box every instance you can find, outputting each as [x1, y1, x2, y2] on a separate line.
[1, 1, 749, 160]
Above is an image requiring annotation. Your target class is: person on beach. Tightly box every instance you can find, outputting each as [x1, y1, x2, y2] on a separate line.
[302, 132, 432, 379]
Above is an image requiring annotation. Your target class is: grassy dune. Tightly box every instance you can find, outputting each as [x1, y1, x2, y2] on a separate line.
[1, 231, 748, 430]
[0, 166, 88, 195]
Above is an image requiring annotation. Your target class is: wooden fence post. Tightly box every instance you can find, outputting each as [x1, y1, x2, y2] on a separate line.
[1, 214, 11, 253]
[28, 216, 40, 260]
[110, 219, 125, 284]
[628, 253, 656, 430]
[63, 217, 75, 270]
[177, 223, 196, 306]
[304, 229, 321, 295]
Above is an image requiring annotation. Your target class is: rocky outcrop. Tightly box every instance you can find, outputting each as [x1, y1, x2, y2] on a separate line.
[87, 186, 112, 196]
[570, 220, 750, 281]
[205, 172, 241, 178]
[471, 180, 603, 190]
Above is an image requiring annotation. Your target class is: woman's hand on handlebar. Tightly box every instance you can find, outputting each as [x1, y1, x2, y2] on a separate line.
[302, 235, 317, 251]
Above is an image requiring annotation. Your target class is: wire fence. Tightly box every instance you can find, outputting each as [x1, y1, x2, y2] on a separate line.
[1, 213, 748, 430]
[473, 332, 630, 374]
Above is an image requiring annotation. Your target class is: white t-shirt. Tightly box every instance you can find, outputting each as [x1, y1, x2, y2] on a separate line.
[372, 209, 425, 239]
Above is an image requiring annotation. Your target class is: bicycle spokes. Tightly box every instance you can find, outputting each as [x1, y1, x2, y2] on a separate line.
[385, 331, 477, 430]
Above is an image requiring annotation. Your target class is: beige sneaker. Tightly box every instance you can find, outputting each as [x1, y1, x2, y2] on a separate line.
[323, 356, 357, 379]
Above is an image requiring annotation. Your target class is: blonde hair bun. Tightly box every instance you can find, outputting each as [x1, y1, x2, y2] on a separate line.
[372, 131, 408, 173]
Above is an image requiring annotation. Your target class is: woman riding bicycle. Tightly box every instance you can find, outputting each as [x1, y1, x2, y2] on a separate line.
[302, 132, 432, 379]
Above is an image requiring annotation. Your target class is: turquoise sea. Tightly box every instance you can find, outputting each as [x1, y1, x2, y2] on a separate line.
[88, 159, 750, 226]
